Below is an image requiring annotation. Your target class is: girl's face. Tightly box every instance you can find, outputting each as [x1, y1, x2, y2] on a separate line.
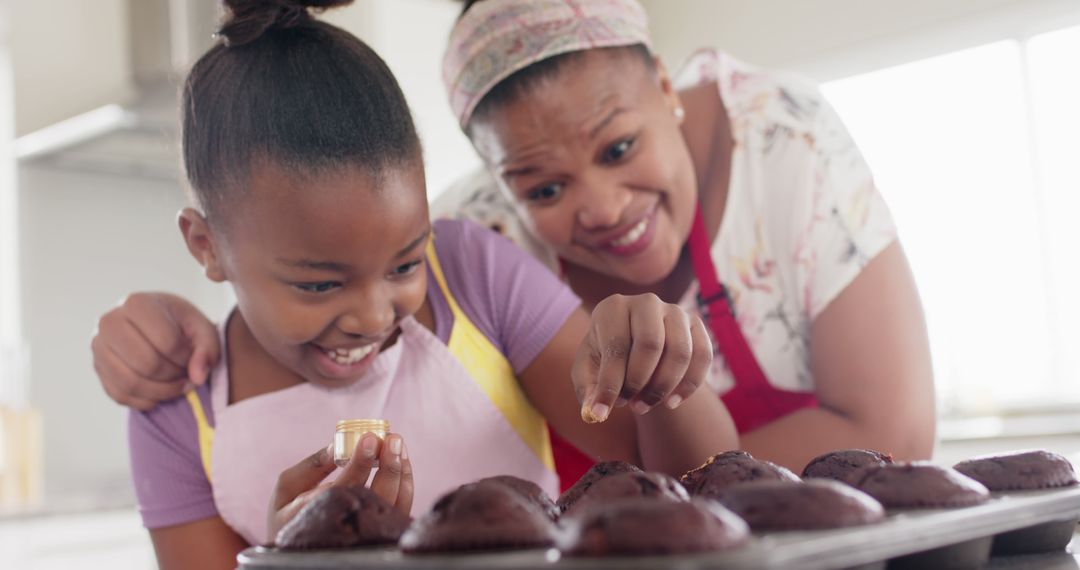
[468, 49, 697, 286]
[186, 161, 431, 389]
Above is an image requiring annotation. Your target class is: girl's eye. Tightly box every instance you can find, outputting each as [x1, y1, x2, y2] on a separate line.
[527, 183, 563, 203]
[295, 281, 340, 294]
[602, 138, 634, 163]
[391, 260, 423, 277]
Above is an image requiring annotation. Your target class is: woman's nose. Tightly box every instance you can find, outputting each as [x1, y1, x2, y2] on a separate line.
[575, 180, 632, 230]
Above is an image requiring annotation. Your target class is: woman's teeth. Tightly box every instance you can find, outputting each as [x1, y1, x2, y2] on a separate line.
[610, 218, 648, 247]
[324, 344, 376, 365]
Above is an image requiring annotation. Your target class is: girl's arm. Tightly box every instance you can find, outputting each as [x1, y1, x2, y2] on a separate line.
[149, 517, 249, 570]
[740, 243, 936, 470]
[519, 300, 738, 477]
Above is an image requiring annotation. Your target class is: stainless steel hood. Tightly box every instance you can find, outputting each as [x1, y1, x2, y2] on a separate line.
[13, 0, 219, 180]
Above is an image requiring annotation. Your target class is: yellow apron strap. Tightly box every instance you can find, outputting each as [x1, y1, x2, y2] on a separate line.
[185, 390, 215, 483]
[426, 242, 555, 471]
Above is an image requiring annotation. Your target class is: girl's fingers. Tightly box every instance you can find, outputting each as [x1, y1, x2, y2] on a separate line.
[633, 306, 693, 414]
[333, 432, 381, 488]
[395, 442, 414, 514]
[271, 444, 336, 513]
[622, 294, 666, 404]
[666, 314, 713, 409]
[368, 433, 405, 504]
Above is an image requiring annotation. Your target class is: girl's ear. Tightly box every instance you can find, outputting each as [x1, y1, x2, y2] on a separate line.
[653, 57, 685, 124]
[178, 208, 227, 283]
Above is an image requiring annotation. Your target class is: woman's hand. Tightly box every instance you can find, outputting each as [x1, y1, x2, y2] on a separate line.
[91, 292, 220, 410]
[572, 293, 713, 423]
[268, 433, 413, 540]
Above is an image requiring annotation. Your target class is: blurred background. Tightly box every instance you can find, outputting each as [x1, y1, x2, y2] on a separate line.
[0, 0, 1077, 567]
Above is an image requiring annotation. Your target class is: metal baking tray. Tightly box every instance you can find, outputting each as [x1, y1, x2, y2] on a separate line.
[238, 486, 1080, 570]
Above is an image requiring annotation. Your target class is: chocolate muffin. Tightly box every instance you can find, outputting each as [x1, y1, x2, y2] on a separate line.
[400, 480, 558, 553]
[681, 451, 800, 498]
[716, 479, 885, 531]
[563, 471, 689, 516]
[561, 497, 750, 556]
[953, 450, 1079, 491]
[275, 485, 410, 550]
[802, 449, 894, 485]
[557, 460, 642, 513]
[477, 475, 559, 520]
[853, 462, 990, 508]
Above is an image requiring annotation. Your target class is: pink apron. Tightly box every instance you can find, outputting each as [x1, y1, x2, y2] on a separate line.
[188, 246, 559, 545]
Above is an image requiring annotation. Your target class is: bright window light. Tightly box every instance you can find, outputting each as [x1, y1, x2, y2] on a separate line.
[1027, 25, 1080, 408]
[822, 30, 1080, 414]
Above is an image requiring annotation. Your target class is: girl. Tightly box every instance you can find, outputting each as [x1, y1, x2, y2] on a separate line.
[125, 1, 734, 568]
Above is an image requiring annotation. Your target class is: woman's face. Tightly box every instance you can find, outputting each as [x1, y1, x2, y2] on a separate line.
[468, 49, 697, 285]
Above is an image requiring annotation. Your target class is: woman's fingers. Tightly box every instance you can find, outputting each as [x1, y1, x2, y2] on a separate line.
[632, 304, 693, 413]
[574, 294, 714, 421]
[622, 294, 666, 405]
[92, 335, 191, 409]
[102, 310, 187, 381]
[665, 313, 713, 409]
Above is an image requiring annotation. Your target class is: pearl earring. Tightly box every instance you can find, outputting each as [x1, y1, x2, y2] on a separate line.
[674, 106, 685, 122]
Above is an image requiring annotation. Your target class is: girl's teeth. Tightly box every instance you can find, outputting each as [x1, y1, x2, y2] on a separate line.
[323, 344, 376, 366]
[611, 218, 648, 247]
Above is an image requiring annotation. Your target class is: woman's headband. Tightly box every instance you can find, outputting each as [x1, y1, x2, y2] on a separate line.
[443, 0, 652, 128]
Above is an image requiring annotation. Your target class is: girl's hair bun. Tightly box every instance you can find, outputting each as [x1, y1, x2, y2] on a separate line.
[218, 0, 355, 47]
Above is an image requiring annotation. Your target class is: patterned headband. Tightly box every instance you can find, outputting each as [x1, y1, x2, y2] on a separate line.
[443, 0, 652, 128]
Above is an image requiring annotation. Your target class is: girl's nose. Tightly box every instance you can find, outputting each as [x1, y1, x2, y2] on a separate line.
[336, 290, 395, 338]
[576, 180, 632, 230]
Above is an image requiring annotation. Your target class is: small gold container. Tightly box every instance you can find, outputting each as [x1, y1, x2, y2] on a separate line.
[334, 419, 390, 468]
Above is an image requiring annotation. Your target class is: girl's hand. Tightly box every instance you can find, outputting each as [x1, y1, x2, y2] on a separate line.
[268, 433, 413, 540]
[92, 292, 220, 410]
[572, 294, 713, 423]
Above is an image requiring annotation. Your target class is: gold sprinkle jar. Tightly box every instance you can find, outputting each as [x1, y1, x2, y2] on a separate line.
[334, 419, 390, 468]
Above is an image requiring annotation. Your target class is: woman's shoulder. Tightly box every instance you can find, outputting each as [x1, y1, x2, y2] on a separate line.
[678, 49, 831, 136]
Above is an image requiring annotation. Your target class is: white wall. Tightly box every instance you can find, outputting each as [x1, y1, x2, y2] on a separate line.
[8, 0, 134, 136]
[0, 0, 18, 350]
[641, 0, 1080, 81]
[326, 0, 481, 198]
[17, 164, 231, 505]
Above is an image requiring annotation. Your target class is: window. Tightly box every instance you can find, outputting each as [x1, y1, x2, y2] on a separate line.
[822, 26, 1080, 415]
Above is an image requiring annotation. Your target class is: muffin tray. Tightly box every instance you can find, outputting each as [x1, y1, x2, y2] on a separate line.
[237, 486, 1080, 570]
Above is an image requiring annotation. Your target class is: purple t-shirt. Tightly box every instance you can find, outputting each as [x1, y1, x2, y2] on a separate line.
[128, 218, 580, 529]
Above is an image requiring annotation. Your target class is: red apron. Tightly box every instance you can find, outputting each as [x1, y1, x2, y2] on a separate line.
[550, 205, 818, 490]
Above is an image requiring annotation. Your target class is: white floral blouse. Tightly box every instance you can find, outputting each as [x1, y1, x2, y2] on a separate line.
[432, 49, 897, 396]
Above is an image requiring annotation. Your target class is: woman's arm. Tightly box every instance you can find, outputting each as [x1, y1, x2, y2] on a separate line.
[149, 517, 249, 570]
[740, 242, 936, 470]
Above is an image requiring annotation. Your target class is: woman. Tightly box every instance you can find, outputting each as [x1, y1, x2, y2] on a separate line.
[92, 0, 935, 478]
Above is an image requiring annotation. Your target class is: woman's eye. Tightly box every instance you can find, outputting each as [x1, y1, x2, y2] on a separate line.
[295, 281, 340, 294]
[527, 183, 563, 203]
[602, 139, 634, 163]
[392, 260, 422, 277]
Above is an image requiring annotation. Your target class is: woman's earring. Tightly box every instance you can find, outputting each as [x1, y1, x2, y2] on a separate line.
[674, 106, 685, 122]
